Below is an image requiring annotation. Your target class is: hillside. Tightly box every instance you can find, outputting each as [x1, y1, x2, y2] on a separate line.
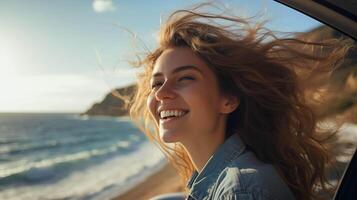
[82, 85, 136, 116]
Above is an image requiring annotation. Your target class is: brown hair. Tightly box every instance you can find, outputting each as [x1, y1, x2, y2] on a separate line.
[129, 4, 353, 200]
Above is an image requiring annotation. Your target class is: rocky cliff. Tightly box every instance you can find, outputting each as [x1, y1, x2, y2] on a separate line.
[82, 85, 136, 116]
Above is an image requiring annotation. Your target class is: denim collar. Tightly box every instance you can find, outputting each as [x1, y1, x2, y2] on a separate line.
[186, 133, 246, 199]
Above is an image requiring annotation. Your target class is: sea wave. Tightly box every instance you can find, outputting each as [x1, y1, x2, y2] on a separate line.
[0, 141, 165, 200]
[70, 115, 131, 122]
[0, 133, 128, 155]
[0, 140, 17, 145]
[0, 141, 132, 180]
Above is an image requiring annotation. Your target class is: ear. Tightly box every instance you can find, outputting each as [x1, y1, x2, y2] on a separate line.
[219, 95, 239, 114]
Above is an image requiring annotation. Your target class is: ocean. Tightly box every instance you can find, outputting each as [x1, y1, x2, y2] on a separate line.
[0, 113, 165, 200]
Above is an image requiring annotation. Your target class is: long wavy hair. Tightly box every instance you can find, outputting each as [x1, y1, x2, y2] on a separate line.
[128, 4, 352, 200]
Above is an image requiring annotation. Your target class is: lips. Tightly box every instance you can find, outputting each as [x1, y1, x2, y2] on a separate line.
[156, 108, 189, 124]
[159, 111, 189, 124]
[157, 107, 188, 117]
[159, 110, 189, 119]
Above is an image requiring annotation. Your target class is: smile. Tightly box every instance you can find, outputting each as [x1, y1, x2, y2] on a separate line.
[159, 109, 189, 123]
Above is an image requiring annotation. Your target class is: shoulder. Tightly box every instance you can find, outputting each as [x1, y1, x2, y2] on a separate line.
[209, 151, 295, 200]
[210, 166, 278, 200]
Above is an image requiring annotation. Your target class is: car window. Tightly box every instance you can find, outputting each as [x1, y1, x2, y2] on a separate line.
[0, 1, 355, 200]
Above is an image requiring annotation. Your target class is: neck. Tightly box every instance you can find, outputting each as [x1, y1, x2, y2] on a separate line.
[182, 117, 227, 173]
[184, 139, 224, 172]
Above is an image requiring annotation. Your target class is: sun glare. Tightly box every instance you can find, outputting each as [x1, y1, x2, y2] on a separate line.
[0, 36, 19, 75]
[0, 34, 30, 111]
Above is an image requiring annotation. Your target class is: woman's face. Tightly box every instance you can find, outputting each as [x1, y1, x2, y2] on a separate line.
[147, 47, 235, 144]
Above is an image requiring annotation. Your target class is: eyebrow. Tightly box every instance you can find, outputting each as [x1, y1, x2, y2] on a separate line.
[152, 65, 203, 78]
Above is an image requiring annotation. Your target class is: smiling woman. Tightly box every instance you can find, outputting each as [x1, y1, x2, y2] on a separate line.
[128, 3, 352, 200]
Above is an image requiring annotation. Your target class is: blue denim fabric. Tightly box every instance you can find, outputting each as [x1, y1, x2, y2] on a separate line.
[186, 134, 296, 200]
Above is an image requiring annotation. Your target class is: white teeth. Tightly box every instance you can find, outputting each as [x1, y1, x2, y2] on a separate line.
[160, 110, 187, 119]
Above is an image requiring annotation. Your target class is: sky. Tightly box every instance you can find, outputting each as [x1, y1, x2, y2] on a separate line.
[0, 0, 322, 113]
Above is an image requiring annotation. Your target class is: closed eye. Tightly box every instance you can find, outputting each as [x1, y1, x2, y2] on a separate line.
[178, 76, 195, 82]
[151, 76, 194, 89]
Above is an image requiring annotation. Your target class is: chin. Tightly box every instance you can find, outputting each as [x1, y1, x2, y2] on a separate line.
[160, 130, 181, 143]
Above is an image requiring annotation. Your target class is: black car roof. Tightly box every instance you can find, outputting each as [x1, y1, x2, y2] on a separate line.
[275, 0, 357, 40]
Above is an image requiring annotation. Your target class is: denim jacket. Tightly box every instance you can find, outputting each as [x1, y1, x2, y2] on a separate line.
[186, 134, 296, 200]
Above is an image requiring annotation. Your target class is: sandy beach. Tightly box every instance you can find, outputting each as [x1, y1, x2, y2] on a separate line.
[113, 163, 186, 200]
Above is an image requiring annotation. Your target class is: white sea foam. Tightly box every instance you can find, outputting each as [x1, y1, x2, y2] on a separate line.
[0, 141, 166, 200]
[71, 114, 132, 122]
[0, 140, 132, 179]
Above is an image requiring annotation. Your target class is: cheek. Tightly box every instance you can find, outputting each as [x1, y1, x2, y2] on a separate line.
[188, 85, 222, 122]
[187, 84, 219, 111]
[194, 94, 218, 117]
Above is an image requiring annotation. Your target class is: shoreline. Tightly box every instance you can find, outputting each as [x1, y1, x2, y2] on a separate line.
[112, 163, 185, 200]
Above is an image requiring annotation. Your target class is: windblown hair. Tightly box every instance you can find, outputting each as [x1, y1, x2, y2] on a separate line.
[129, 4, 352, 200]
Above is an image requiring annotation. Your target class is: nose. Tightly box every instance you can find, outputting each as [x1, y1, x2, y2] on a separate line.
[155, 81, 176, 101]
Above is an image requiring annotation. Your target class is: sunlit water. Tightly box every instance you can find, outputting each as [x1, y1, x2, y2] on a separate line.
[0, 113, 165, 200]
